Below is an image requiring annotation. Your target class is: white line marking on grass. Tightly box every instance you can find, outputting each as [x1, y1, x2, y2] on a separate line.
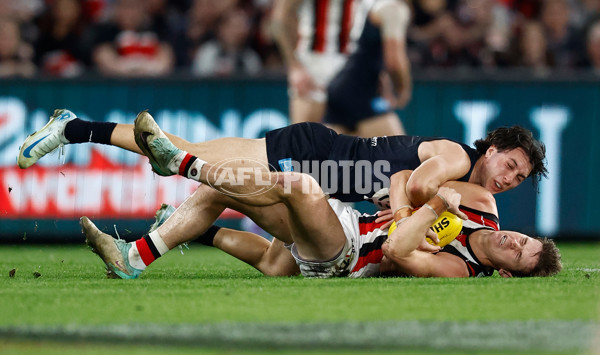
[0, 321, 596, 352]
[574, 268, 600, 272]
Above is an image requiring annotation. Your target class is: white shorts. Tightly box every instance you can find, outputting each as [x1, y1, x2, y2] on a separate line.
[291, 199, 378, 278]
[289, 52, 347, 102]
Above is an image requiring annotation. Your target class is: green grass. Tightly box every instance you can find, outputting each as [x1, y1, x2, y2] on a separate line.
[0, 242, 598, 353]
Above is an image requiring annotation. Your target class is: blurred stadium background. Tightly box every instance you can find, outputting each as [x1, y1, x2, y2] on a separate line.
[1, 0, 600, 242]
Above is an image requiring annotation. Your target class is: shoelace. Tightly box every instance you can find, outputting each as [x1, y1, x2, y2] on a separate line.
[113, 224, 122, 240]
[59, 144, 66, 165]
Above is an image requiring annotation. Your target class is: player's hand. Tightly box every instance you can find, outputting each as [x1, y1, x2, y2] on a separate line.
[375, 209, 394, 230]
[417, 237, 440, 253]
[289, 64, 318, 98]
[395, 88, 412, 109]
[436, 187, 468, 220]
[425, 228, 439, 244]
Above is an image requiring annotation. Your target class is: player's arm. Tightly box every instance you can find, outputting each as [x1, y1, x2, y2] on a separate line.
[444, 181, 498, 217]
[389, 169, 414, 221]
[382, 187, 469, 277]
[270, 0, 315, 96]
[370, 0, 412, 108]
[406, 140, 472, 206]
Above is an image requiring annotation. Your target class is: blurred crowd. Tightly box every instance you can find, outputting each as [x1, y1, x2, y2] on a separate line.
[1, 0, 600, 78]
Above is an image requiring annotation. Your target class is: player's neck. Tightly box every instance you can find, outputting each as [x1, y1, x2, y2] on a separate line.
[468, 158, 484, 187]
[469, 230, 494, 267]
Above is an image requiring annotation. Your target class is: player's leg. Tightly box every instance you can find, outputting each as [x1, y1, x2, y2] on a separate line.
[195, 167, 346, 261]
[354, 112, 406, 138]
[289, 96, 326, 124]
[213, 231, 299, 276]
[111, 123, 268, 171]
[153, 184, 298, 275]
[83, 182, 298, 278]
[134, 111, 347, 261]
[18, 109, 269, 170]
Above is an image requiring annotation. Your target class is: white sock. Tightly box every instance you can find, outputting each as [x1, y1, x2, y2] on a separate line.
[128, 243, 147, 270]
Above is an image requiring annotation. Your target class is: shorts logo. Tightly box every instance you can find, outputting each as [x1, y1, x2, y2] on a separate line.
[278, 158, 294, 172]
[371, 97, 391, 113]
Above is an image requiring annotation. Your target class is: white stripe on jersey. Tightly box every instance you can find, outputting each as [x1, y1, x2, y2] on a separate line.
[297, 0, 359, 54]
[350, 212, 388, 278]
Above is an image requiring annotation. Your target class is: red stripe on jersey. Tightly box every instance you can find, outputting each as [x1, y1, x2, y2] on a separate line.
[313, 0, 330, 52]
[461, 209, 499, 231]
[352, 249, 383, 272]
[358, 218, 388, 235]
[338, 0, 353, 53]
[135, 238, 155, 266]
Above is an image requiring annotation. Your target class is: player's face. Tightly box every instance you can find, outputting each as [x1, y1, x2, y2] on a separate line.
[481, 147, 532, 194]
[488, 231, 542, 274]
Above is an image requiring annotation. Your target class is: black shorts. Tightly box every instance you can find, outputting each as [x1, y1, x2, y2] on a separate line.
[265, 122, 338, 172]
[323, 72, 393, 131]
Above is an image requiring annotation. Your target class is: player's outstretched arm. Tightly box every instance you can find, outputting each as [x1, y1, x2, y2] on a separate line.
[270, 0, 316, 97]
[371, 0, 412, 108]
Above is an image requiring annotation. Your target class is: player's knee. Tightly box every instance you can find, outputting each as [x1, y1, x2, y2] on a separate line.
[260, 257, 299, 277]
[276, 172, 323, 201]
[193, 184, 227, 206]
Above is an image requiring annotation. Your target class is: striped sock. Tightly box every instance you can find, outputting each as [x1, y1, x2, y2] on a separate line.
[128, 231, 170, 270]
[177, 152, 206, 181]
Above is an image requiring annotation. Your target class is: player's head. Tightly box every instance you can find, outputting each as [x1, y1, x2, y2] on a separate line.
[473, 126, 547, 193]
[485, 230, 561, 278]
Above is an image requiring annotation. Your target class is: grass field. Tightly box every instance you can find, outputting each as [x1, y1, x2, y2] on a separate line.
[0, 241, 598, 354]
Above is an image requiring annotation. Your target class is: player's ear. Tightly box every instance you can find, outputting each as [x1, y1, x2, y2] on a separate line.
[498, 269, 513, 278]
[486, 145, 497, 157]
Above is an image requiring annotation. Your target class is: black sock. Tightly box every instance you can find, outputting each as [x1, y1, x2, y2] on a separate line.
[64, 118, 117, 144]
[198, 225, 221, 246]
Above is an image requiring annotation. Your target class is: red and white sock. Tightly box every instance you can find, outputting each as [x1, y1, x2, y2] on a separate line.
[170, 151, 206, 182]
[128, 231, 170, 270]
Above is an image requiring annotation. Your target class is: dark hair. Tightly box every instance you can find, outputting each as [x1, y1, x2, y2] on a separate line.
[474, 126, 548, 190]
[512, 237, 562, 277]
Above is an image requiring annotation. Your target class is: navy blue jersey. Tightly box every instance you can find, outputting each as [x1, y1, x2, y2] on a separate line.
[266, 122, 481, 202]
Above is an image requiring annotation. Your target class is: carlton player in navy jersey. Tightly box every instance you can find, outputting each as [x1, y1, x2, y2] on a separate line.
[78, 115, 561, 279]
[18, 111, 547, 213]
[324, 0, 412, 138]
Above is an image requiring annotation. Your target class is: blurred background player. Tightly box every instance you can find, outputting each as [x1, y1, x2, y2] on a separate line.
[270, 0, 359, 125]
[323, 0, 412, 137]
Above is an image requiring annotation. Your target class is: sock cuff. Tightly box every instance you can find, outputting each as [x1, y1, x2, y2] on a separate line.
[179, 153, 196, 176]
[148, 230, 169, 255]
[198, 225, 221, 246]
[182, 155, 206, 181]
[135, 238, 156, 266]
